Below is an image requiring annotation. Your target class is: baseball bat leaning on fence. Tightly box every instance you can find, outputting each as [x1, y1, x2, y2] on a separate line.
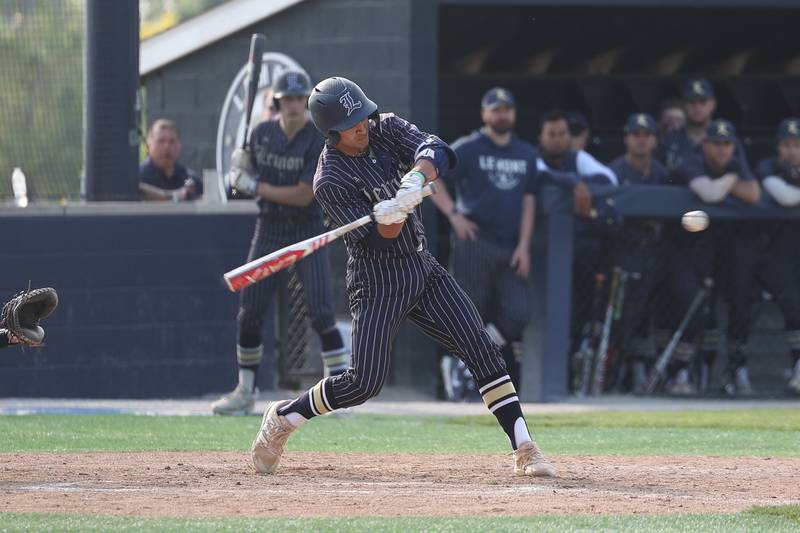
[646, 277, 713, 394]
[241, 33, 266, 150]
[224, 182, 438, 292]
[576, 272, 606, 396]
[591, 267, 623, 396]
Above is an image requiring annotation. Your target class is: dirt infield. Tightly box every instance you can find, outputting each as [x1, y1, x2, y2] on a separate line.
[1, 452, 798, 518]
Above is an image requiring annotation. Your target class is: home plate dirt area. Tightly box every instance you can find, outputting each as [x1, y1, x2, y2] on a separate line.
[1, 452, 798, 518]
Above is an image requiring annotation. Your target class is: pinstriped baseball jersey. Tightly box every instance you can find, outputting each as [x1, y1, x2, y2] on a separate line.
[250, 117, 323, 224]
[308, 113, 509, 410]
[313, 114, 432, 260]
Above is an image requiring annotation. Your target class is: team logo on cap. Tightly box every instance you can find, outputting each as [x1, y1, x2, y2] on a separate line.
[693, 81, 704, 95]
[496, 89, 508, 101]
[340, 91, 363, 116]
[717, 122, 730, 136]
[286, 72, 304, 92]
[637, 114, 648, 127]
[789, 121, 799, 136]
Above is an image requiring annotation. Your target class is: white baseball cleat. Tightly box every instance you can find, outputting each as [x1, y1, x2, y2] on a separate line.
[514, 440, 556, 477]
[252, 400, 296, 474]
[211, 384, 257, 416]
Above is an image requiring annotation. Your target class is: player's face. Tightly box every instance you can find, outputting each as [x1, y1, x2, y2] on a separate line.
[278, 95, 308, 122]
[778, 138, 800, 167]
[660, 107, 686, 133]
[702, 140, 735, 169]
[538, 119, 571, 157]
[147, 128, 181, 170]
[337, 118, 370, 154]
[685, 98, 715, 126]
[481, 104, 516, 135]
[624, 131, 657, 157]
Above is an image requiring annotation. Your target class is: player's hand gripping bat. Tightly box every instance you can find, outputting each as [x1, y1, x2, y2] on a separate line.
[224, 182, 437, 292]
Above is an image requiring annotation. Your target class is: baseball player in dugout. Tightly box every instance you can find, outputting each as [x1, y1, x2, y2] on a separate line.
[608, 114, 672, 393]
[668, 120, 760, 395]
[430, 87, 539, 390]
[212, 71, 351, 415]
[139, 119, 203, 202]
[534, 110, 618, 365]
[753, 118, 800, 394]
[250, 76, 556, 478]
[657, 79, 751, 176]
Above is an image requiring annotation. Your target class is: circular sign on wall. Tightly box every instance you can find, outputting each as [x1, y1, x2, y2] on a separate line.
[216, 52, 308, 202]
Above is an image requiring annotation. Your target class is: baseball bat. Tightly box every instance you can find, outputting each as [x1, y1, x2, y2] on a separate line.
[576, 272, 606, 397]
[224, 183, 438, 292]
[241, 33, 266, 150]
[591, 267, 622, 396]
[646, 277, 713, 394]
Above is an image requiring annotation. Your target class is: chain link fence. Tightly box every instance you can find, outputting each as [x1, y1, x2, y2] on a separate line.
[0, 1, 85, 203]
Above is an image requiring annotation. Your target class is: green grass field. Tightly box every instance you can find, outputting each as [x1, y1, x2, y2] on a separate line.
[1, 408, 799, 532]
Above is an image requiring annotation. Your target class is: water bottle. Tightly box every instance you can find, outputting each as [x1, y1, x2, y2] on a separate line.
[11, 167, 28, 207]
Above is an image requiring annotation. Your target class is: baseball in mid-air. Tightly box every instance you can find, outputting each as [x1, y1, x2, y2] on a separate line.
[681, 210, 709, 232]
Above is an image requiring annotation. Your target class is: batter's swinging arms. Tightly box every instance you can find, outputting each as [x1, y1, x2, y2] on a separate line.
[250, 77, 556, 478]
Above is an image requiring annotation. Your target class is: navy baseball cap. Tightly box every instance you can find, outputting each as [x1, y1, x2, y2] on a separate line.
[683, 79, 715, 101]
[777, 118, 800, 140]
[624, 113, 657, 134]
[481, 87, 515, 109]
[705, 119, 737, 142]
[567, 112, 589, 135]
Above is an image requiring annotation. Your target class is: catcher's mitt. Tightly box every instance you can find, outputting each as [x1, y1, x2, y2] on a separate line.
[0, 287, 59, 346]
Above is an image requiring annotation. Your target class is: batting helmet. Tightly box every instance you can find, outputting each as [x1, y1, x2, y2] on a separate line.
[308, 77, 378, 143]
[271, 70, 312, 110]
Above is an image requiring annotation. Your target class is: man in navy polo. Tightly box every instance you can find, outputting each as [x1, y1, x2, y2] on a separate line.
[431, 87, 539, 390]
[139, 119, 203, 202]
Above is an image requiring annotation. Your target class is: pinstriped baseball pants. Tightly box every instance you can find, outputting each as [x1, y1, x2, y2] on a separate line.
[328, 248, 507, 409]
[237, 218, 336, 349]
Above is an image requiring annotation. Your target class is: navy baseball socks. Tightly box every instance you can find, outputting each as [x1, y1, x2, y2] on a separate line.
[478, 373, 556, 476]
[277, 377, 337, 427]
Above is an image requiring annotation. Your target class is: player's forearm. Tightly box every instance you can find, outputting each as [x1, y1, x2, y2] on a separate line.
[517, 194, 536, 249]
[256, 182, 315, 207]
[688, 174, 736, 203]
[763, 176, 800, 206]
[412, 158, 439, 183]
[731, 178, 761, 204]
[138, 183, 172, 201]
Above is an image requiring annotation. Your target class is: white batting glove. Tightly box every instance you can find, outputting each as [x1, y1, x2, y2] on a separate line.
[230, 148, 255, 173]
[373, 198, 408, 225]
[395, 170, 426, 213]
[226, 167, 258, 197]
[227, 148, 258, 196]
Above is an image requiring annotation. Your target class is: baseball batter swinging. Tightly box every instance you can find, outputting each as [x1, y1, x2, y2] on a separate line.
[250, 77, 556, 478]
